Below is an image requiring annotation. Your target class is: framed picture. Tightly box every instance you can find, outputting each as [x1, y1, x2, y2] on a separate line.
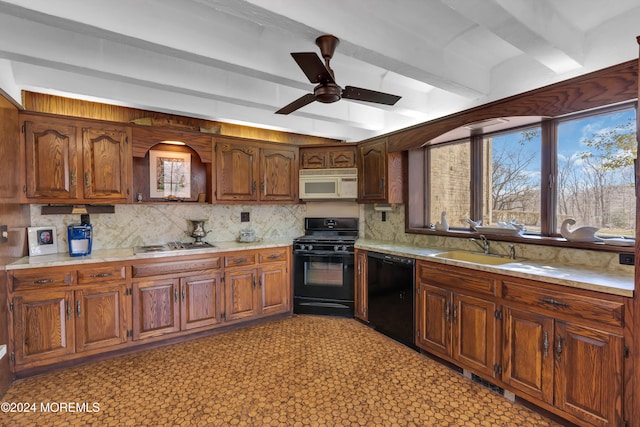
[149, 150, 191, 199]
[27, 226, 58, 256]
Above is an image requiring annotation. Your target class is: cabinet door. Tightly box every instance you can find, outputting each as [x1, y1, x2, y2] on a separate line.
[259, 264, 289, 316]
[354, 250, 368, 321]
[260, 147, 297, 201]
[180, 273, 222, 330]
[23, 119, 79, 199]
[216, 142, 258, 201]
[415, 283, 450, 357]
[75, 285, 127, 352]
[554, 322, 624, 427]
[358, 138, 387, 201]
[12, 290, 75, 365]
[224, 268, 259, 321]
[502, 307, 554, 404]
[329, 148, 356, 168]
[300, 149, 327, 169]
[132, 279, 180, 340]
[452, 293, 498, 378]
[82, 126, 130, 200]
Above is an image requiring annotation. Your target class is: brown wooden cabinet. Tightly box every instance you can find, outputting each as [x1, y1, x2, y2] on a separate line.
[501, 279, 625, 427]
[224, 248, 290, 322]
[21, 113, 132, 203]
[300, 145, 356, 169]
[8, 263, 128, 370]
[354, 249, 368, 322]
[132, 257, 223, 339]
[11, 289, 75, 366]
[357, 137, 402, 203]
[215, 136, 298, 203]
[415, 267, 498, 378]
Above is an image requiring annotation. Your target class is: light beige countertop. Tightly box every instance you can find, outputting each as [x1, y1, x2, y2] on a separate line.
[6, 240, 293, 270]
[356, 239, 634, 297]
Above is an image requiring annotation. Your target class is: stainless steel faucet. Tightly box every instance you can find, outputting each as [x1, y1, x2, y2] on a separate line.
[470, 234, 490, 254]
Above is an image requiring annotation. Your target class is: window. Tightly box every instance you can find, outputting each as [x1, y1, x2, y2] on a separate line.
[428, 140, 471, 228]
[483, 127, 541, 233]
[556, 107, 636, 237]
[407, 102, 637, 244]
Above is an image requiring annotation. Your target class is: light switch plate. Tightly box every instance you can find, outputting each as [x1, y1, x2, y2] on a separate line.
[0, 225, 7, 243]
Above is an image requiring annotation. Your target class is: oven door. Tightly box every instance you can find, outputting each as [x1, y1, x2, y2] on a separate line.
[293, 252, 354, 301]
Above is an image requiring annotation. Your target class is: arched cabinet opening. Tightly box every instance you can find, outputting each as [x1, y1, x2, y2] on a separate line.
[131, 126, 213, 203]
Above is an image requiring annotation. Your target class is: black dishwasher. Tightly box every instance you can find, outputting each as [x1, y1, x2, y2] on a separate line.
[367, 251, 416, 349]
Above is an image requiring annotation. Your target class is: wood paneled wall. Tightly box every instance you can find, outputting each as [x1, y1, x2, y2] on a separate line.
[22, 92, 340, 146]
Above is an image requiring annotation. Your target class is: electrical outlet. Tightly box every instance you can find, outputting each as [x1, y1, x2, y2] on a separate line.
[241, 212, 250, 222]
[0, 225, 7, 243]
[619, 253, 635, 265]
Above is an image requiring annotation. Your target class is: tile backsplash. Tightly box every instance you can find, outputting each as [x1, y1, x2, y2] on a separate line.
[363, 204, 633, 274]
[31, 204, 307, 251]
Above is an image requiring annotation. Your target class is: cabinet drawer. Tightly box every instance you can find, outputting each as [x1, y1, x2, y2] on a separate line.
[225, 253, 257, 268]
[418, 263, 496, 296]
[77, 265, 126, 284]
[9, 269, 75, 291]
[259, 248, 287, 263]
[502, 281, 624, 328]
[133, 257, 221, 278]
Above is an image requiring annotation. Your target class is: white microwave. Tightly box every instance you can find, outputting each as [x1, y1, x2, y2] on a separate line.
[299, 168, 358, 200]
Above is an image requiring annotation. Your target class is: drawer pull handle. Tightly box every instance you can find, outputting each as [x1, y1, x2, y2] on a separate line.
[234, 258, 247, 264]
[543, 331, 549, 357]
[267, 254, 280, 259]
[539, 297, 569, 308]
[91, 273, 113, 278]
[32, 279, 54, 285]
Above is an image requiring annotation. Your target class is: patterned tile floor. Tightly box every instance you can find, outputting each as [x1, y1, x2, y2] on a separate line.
[1, 315, 565, 426]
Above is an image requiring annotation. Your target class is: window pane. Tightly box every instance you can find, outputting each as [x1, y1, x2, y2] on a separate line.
[429, 141, 470, 228]
[557, 108, 636, 237]
[482, 128, 542, 233]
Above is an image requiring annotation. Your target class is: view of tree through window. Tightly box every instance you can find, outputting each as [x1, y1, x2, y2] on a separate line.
[483, 128, 542, 233]
[557, 108, 636, 237]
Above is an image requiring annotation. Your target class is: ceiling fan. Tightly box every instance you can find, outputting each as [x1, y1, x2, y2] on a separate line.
[275, 35, 402, 114]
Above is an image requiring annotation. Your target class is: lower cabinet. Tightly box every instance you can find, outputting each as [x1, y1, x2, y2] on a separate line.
[7, 246, 291, 375]
[354, 249, 368, 322]
[502, 305, 624, 427]
[224, 248, 290, 322]
[9, 265, 128, 369]
[415, 272, 498, 378]
[414, 259, 627, 427]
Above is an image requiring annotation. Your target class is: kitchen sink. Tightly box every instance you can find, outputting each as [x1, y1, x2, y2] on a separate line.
[432, 250, 521, 265]
[134, 242, 216, 254]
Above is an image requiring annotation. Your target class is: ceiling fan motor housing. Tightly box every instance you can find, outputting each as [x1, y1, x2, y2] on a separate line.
[314, 83, 342, 103]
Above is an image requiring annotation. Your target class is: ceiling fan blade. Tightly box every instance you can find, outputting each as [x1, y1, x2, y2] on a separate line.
[291, 52, 335, 84]
[342, 86, 401, 105]
[275, 93, 317, 115]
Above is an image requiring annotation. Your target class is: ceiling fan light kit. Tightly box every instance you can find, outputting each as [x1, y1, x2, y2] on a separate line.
[276, 35, 401, 114]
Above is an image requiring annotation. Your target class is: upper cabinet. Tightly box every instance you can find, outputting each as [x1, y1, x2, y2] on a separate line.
[357, 137, 403, 203]
[300, 145, 356, 169]
[81, 125, 131, 201]
[21, 113, 132, 203]
[214, 136, 298, 203]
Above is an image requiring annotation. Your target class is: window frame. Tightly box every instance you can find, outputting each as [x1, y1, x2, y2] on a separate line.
[406, 101, 637, 252]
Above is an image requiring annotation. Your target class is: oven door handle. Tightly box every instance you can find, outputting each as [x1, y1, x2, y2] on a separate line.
[294, 250, 354, 257]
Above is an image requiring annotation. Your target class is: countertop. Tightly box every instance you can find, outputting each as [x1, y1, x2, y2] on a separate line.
[5, 239, 293, 270]
[356, 239, 634, 297]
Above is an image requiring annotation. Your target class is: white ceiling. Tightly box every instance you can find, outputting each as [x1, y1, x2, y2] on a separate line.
[0, 0, 639, 142]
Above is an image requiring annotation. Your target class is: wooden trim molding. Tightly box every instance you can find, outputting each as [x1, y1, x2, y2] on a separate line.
[386, 60, 638, 152]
